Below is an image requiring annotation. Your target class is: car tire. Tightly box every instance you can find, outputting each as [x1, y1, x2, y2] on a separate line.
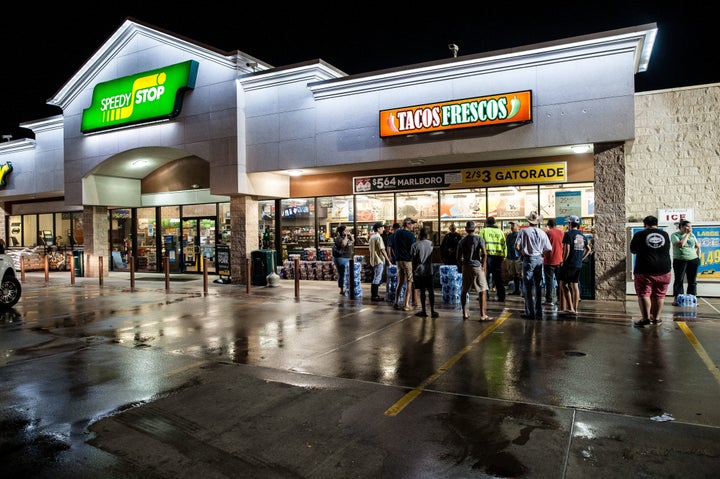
[0, 276, 21, 307]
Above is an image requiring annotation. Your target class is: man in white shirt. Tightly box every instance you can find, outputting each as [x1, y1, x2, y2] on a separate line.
[515, 211, 552, 320]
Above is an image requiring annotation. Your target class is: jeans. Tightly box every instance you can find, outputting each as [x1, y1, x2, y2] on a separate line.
[334, 257, 350, 290]
[486, 255, 505, 300]
[372, 262, 385, 285]
[543, 264, 560, 303]
[522, 255, 544, 317]
[673, 257, 700, 297]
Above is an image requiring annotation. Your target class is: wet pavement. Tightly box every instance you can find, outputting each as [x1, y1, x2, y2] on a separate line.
[1, 271, 719, 478]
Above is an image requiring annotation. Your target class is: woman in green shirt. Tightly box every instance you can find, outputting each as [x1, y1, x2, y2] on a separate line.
[670, 219, 701, 305]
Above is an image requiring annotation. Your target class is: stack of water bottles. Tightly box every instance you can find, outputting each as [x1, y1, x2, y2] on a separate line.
[385, 264, 398, 302]
[343, 260, 363, 298]
[440, 265, 463, 304]
[676, 294, 697, 307]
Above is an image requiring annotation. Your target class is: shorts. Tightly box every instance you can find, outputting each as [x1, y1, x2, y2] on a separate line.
[396, 260, 414, 285]
[633, 272, 672, 298]
[558, 264, 581, 283]
[461, 264, 489, 293]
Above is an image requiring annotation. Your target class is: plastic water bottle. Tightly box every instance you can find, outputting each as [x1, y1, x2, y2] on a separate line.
[677, 294, 697, 308]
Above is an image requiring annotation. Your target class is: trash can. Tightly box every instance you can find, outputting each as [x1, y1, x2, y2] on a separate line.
[251, 249, 276, 286]
[73, 250, 84, 277]
[580, 254, 594, 299]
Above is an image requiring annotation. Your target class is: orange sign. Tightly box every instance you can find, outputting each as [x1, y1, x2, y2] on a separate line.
[379, 90, 532, 137]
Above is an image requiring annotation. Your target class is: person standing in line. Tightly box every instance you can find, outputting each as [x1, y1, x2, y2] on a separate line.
[543, 218, 565, 308]
[386, 222, 401, 265]
[630, 215, 672, 327]
[670, 219, 701, 305]
[393, 218, 417, 311]
[479, 216, 507, 302]
[456, 221, 492, 321]
[440, 223, 462, 268]
[369, 222, 391, 302]
[505, 222, 522, 295]
[333, 225, 354, 295]
[411, 226, 439, 318]
[558, 216, 591, 316]
[515, 211, 552, 320]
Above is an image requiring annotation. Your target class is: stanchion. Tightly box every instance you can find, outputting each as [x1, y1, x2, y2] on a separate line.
[99, 256, 104, 286]
[70, 256, 75, 285]
[20, 256, 25, 282]
[203, 259, 208, 294]
[129, 255, 135, 290]
[246, 258, 251, 294]
[164, 257, 170, 291]
[294, 257, 300, 298]
[44, 255, 50, 283]
[349, 258, 355, 299]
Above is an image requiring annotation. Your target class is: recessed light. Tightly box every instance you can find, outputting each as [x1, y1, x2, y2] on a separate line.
[571, 145, 591, 154]
[131, 159, 150, 167]
[287, 169, 303, 177]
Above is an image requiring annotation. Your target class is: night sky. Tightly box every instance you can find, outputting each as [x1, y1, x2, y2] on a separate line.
[1, 2, 715, 140]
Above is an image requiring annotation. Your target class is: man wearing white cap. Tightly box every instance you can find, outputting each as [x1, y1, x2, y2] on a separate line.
[514, 211, 552, 319]
[558, 215, 591, 316]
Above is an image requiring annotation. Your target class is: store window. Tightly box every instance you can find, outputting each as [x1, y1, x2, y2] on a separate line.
[23, 215, 38, 248]
[9, 215, 22, 247]
[439, 189, 486, 239]
[109, 209, 132, 271]
[279, 198, 316, 258]
[259, 199, 276, 250]
[322, 194, 354, 241]
[134, 207, 157, 271]
[397, 190, 438, 242]
[539, 182, 594, 227]
[161, 206, 181, 273]
[219, 202, 231, 246]
[354, 193, 394, 245]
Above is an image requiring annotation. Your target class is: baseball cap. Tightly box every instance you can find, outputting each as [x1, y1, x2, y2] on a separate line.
[465, 221, 476, 231]
[566, 215, 581, 224]
[403, 217, 417, 225]
[372, 222, 384, 231]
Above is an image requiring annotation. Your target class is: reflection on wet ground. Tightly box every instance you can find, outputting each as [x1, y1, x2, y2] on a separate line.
[1, 273, 719, 478]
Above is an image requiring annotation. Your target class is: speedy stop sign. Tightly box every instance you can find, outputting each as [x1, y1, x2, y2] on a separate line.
[658, 208, 693, 225]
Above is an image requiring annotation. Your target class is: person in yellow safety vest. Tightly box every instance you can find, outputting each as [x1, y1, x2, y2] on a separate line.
[479, 216, 508, 301]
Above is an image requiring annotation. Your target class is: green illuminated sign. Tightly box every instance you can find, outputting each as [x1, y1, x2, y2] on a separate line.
[81, 60, 199, 133]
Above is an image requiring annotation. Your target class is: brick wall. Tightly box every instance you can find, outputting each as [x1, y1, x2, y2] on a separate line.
[627, 83, 720, 222]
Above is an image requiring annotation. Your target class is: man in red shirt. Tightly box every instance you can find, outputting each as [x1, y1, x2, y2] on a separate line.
[543, 218, 565, 308]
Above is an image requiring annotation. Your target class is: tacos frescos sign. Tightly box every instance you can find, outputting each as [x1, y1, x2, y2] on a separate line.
[81, 60, 199, 133]
[379, 90, 532, 137]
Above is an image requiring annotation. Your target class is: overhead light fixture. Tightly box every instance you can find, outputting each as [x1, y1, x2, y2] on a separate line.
[571, 145, 591, 154]
[286, 169, 303, 177]
[408, 158, 425, 166]
[131, 159, 150, 167]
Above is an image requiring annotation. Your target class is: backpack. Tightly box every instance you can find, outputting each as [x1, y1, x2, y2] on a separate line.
[332, 244, 342, 258]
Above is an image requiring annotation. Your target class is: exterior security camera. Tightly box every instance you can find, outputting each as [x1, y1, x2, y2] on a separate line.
[448, 44, 459, 58]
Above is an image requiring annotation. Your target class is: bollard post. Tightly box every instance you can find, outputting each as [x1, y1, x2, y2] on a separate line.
[349, 258, 355, 299]
[294, 257, 300, 298]
[20, 256, 25, 282]
[129, 255, 135, 290]
[99, 256, 104, 286]
[246, 258, 251, 294]
[70, 255, 75, 285]
[203, 259, 208, 294]
[164, 257, 170, 291]
[44, 254, 50, 283]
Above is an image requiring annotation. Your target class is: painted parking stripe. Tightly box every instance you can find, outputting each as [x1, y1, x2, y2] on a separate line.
[384, 311, 511, 417]
[677, 321, 720, 384]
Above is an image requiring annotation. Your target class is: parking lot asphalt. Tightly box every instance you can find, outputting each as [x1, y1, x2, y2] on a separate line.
[3, 271, 720, 478]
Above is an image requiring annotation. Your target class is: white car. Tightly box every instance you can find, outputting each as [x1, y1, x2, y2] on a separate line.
[0, 254, 21, 307]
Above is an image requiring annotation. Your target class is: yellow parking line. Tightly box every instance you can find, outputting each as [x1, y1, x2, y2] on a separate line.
[677, 321, 720, 384]
[384, 311, 511, 417]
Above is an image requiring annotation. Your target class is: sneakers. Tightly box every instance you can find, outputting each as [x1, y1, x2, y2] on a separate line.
[415, 311, 428, 318]
[431, 311, 439, 318]
[633, 318, 651, 327]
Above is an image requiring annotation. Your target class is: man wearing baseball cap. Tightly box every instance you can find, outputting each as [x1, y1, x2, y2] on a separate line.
[558, 215, 591, 317]
[456, 221, 492, 321]
[369, 222, 390, 301]
[393, 218, 417, 311]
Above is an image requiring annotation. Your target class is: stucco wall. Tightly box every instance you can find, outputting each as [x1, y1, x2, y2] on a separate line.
[627, 83, 720, 222]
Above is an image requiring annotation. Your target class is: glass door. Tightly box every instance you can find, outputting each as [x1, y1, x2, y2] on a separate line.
[182, 217, 216, 273]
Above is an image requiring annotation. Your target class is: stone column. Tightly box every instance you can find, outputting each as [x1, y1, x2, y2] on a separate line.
[593, 142, 626, 301]
[83, 205, 109, 278]
[230, 195, 259, 284]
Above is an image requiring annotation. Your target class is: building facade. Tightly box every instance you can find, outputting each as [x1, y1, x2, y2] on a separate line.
[1, 19, 718, 300]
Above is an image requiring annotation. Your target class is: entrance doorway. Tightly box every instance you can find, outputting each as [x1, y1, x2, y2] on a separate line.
[182, 217, 217, 273]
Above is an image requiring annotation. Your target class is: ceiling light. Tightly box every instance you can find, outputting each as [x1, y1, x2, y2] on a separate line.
[131, 159, 150, 167]
[287, 169, 303, 177]
[571, 145, 591, 154]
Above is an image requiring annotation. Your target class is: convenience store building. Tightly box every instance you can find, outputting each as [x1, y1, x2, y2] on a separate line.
[1, 18, 718, 300]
